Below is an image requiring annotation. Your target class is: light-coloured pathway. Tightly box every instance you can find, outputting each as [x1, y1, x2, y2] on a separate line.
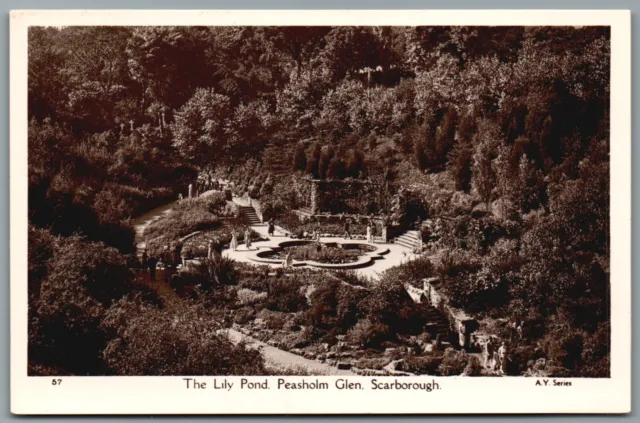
[225, 329, 355, 375]
[131, 190, 219, 257]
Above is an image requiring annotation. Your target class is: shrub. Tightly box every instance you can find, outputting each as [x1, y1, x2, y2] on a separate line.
[346, 319, 390, 349]
[233, 307, 256, 325]
[382, 255, 435, 288]
[437, 348, 471, 376]
[355, 356, 392, 370]
[175, 256, 239, 289]
[401, 355, 443, 375]
[102, 297, 266, 376]
[237, 288, 268, 306]
[30, 235, 134, 375]
[463, 355, 483, 376]
[263, 311, 289, 331]
[360, 278, 428, 336]
[265, 277, 308, 313]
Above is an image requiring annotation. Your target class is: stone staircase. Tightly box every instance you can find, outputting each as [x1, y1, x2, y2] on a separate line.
[239, 205, 261, 226]
[393, 229, 422, 251]
[424, 306, 452, 344]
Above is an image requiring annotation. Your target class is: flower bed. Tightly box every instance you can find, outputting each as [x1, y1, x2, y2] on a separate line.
[262, 242, 376, 264]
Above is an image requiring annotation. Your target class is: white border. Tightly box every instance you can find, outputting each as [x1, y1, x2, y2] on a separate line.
[10, 10, 631, 415]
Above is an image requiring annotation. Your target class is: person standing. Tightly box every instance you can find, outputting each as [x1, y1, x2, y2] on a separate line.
[163, 245, 172, 267]
[484, 338, 495, 368]
[458, 321, 467, 350]
[141, 249, 149, 270]
[498, 342, 508, 375]
[244, 229, 252, 250]
[283, 252, 293, 269]
[147, 255, 158, 281]
[174, 241, 182, 266]
[207, 240, 214, 260]
[268, 218, 275, 237]
[231, 230, 238, 251]
[344, 218, 351, 240]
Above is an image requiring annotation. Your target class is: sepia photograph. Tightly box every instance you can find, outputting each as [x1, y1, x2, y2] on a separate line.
[11, 9, 631, 415]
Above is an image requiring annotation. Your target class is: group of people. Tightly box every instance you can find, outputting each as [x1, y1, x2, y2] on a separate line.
[140, 241, 184, 282]
[484, 338, 509, 375]
[229, 228, 253, 251]
[343, 216, 376, 243]
[197, 174, 222, 193]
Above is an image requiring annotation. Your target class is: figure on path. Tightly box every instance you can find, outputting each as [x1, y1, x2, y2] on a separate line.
[484, 338, 495, 369]
[344, 218, 352, 240]
[458, 321, 467, 349]
[147, 255, 158, 281]
[141, 249, 149, 270]
[367, 221, 374, 243]
[268, 218, 275, 237]
[498, 342, 508, 375]
[163, 245, 173, 267]
[174, 241, 182, 266]
[244, 229, 252, 250]
[180, 246, 188, 267]
[188, 183, 193, 198]
[231, 230, 238, 251]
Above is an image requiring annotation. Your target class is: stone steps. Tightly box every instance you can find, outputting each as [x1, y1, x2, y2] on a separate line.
[393, 230, 421, 250]
[424, 306, 451, 341]
[239, 206, 261, 225]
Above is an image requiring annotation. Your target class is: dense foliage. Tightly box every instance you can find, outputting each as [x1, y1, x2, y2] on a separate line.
[28, 26, 610, 377]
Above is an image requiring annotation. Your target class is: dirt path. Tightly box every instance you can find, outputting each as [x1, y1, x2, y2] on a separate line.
[225, 329, 356, 375]
[131, 190, 219, 257]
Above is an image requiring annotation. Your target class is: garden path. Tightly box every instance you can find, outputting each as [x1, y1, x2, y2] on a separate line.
[225, 328, 356, 375]
[131, 190, 218, 257]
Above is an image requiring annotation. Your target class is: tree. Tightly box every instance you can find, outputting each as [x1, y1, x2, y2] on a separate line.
[28, 27, 69, 121]
[326, 155, 346, 180]
[305, 143, 322, 178]
[31, 235, 134, 375]
[172, 88, 232, 165]
[451, 144, 473, 192]
[318, 145, 335, 180]
[102, 296, 266, 375]
[292, 143, 308, 172]
[59, 27, 132, 132]
[472, 123, 502, 211]
[435, 108, 458, 160]
[267, 27, 332, 78]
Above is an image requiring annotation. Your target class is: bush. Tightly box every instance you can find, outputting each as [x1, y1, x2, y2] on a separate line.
[355, 356, 392, 370]
[30, 235, 134, 375]
[346, 319, 390, 349]
[102, 297, 267, 376]
[437, 348, 472, 376]
[237, 288, 268, 306]
[233, 307, 256, 325]
[361, 278, 428, 336]
[463, 355, 483, 376]
[401, 355, 443, 375]
[265, 277, 308, 313]
[382, 255, 435, 288]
